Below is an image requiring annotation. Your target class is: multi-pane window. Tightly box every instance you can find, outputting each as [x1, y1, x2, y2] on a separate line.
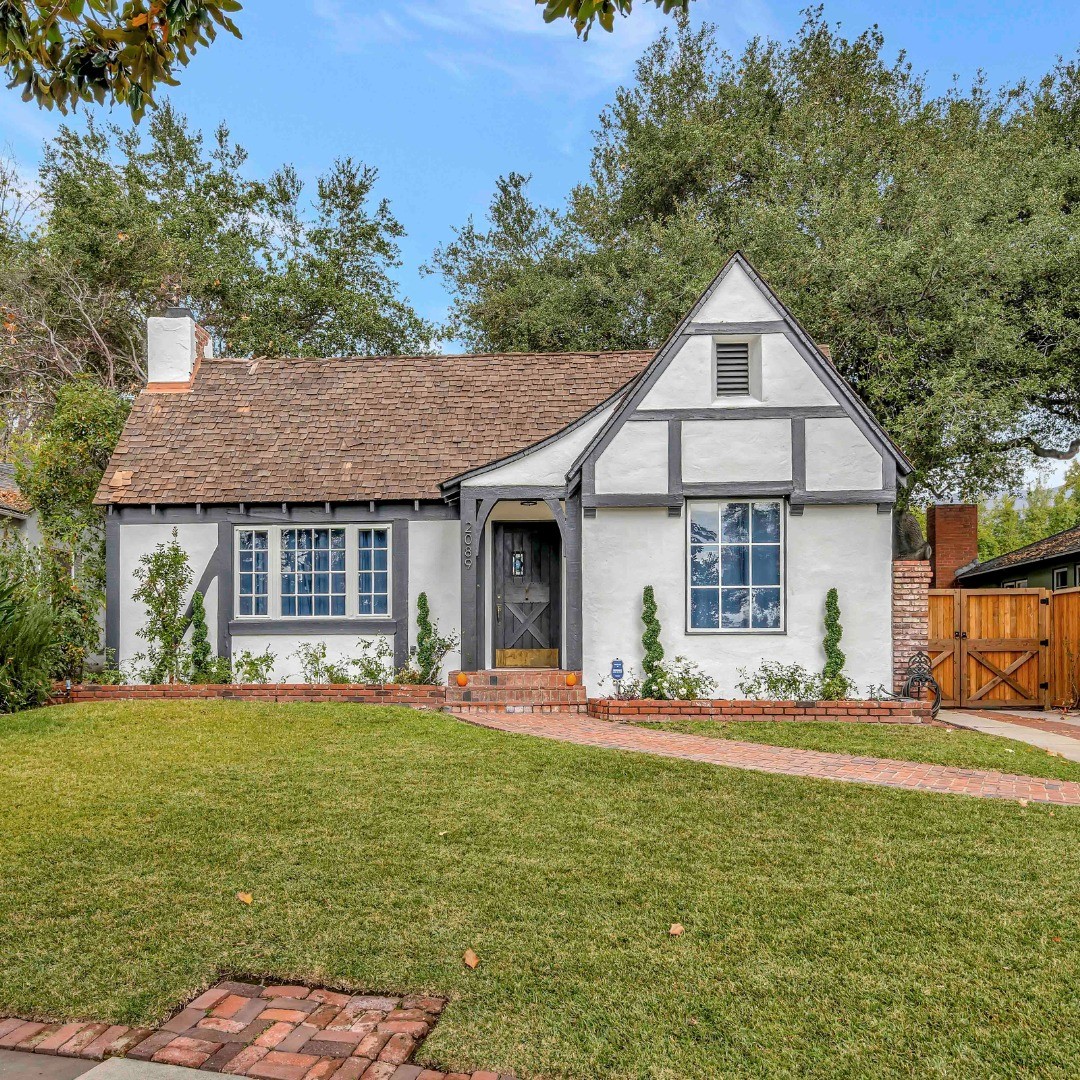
[688, 501, 783, 631]
[234, 525, 390, 619]
[281, 528, 346, 616]
[358, 528, 390, 615]
[237, 530, 269, 616]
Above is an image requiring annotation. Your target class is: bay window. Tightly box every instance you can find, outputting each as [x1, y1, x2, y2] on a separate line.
[688, 500, 783, 631]
[234, 524, 392, 619]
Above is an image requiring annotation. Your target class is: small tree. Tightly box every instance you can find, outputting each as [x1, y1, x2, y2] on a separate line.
[132, 528, 192, 684]
[641, 585, 665, 699]
[822, 587, 847, 694]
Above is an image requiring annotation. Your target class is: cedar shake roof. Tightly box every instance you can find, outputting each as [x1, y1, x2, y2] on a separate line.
[96, 351, 654, 506]
[957, 524, 1080, 580]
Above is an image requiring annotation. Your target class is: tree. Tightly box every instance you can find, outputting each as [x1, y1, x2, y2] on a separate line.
[0, 106, 431, 424]
[538, 0, 692, 39]
[978, 462, 1080, 560]
[132, 527, 192, 683]
[1, 1, 242, 120]
[188, 590, 212, 682]
[431, 12, 1080, 502]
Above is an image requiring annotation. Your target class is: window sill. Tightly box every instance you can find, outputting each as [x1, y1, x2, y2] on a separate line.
[684, 627, 787, 635]
[229, 617, 396, 636]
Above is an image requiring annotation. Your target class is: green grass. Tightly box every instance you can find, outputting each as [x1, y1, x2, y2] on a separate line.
[2, 701, 1080, 1079]
[641, 719, 1080, 783]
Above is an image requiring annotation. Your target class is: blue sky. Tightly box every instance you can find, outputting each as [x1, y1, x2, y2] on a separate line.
[2, 0, 1079, 334]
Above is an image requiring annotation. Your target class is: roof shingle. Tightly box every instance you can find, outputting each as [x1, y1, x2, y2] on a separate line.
[96, 351, 653, 506]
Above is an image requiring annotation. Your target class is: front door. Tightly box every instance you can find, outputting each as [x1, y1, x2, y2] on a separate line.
[493, 522, 561, 668]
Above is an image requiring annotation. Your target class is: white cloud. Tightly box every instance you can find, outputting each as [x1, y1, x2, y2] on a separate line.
[311, 0, 416, 51]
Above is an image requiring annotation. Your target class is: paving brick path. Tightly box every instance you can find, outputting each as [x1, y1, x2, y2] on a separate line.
[453, 710, 1080, 805]
[0, 981, 512, 1080]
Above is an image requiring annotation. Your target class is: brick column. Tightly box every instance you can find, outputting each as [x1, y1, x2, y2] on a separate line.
[892, 560, 932, 692]
[926, 504, 978, 587]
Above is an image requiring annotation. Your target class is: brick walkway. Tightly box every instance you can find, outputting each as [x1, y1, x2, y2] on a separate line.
[452, 710, 1080, 805]
[0, 981, 512, 1080]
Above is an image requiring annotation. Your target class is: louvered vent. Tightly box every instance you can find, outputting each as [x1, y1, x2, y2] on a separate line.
[714, 340, 750, 396]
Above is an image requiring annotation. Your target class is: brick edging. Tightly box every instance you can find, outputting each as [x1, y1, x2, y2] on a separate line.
[53, 683, 447, 706]
[587, 698, 932, 723]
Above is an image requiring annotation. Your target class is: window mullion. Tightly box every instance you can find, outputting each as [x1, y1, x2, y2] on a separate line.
[270, 527, 282, 619]
[346, 525, 358, 617]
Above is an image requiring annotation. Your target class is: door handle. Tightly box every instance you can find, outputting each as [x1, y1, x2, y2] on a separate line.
[496, 598, 502, 622]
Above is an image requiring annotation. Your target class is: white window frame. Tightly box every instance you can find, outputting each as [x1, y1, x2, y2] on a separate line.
[233, 523, 393, 620]
[685, 498, 786, 634]
[1053, 567, 1070, 591]
[1002, 578, 1028, 589]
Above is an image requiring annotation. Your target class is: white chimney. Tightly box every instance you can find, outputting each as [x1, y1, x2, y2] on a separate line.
[146, 307, 212, 388]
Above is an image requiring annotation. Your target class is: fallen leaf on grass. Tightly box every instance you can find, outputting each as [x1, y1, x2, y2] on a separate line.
[1018, 799, 1029, 808]
[463, 948, 480, 969]
[669, 923, 684, 937]
[237, 892, 253, 905]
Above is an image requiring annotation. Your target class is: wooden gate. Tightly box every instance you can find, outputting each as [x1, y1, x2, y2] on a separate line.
[928, 589, 1049, 709]
[1050, 587, 1080, 708]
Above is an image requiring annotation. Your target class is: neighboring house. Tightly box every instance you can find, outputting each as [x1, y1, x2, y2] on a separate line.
[957, 524, 1080, 591]
[96, 255, 912, 690]
[0, 463, 40, 547]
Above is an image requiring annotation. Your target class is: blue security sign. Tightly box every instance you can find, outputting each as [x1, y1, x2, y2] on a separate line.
[611, 658, 624, 682]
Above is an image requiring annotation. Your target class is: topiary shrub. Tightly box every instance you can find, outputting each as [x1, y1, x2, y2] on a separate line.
[188, 591, 213, 682]
[822, 587, 849, 698]
[411, 591, 458, 684]
[641, 585, 665, 699]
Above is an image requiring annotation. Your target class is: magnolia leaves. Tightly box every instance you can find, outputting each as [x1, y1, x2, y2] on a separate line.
[1, 1, 243, 120]
[462, 949, 481, 970]
[236, 891, 253, 905]
[537, 0, 691, 39]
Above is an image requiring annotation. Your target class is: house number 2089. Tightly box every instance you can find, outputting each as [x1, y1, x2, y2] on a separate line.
[463, 525, 474, 569]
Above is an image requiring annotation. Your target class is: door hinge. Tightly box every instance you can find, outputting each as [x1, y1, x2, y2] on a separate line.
[1040, 596, 1050, 605]
[1040, 681, 1049, 690]
[1040, 639, 1049, 647]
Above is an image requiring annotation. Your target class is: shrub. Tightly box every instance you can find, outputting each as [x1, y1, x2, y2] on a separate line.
[353, 638, 394, 683]
[598, 656, 716, 701]
[410, 592, 458, 684]
[231, 648, 276, 684]
[640, 585, 665, 698]
[823, 587, 846, 680]
[736, 660, 856, 702]
[0, 576, 57, 712]
[187, 591, 215, 683]
[293, 642, 352, 684]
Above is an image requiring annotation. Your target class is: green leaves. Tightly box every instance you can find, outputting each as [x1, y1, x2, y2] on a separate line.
[537, 0, 691, 39]
[0, 2, 243, 120]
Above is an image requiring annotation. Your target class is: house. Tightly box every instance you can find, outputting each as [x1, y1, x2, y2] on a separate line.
[96, 254, 913, 691]
[958, 524, 1080, 591]
[0, 463, 39, 546]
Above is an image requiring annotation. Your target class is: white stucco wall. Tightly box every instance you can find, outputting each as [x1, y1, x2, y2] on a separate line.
[805, 417, 883, 491]
[696, 262, 782, 323]
[594, 420, 668, 494]
[681, 419, 792, 483]
[146, 316, 197, 384]
[229, 633, 394, 683]
[463, 405, 614, 488]
[408, 518, 461, 676]
[581, 504, 893, 695]
[117, 522, 218, 670]
[640, 333, 836, 411]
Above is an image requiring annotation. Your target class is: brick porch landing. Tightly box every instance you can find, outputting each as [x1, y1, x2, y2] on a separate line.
[452, 710, 1080, 805]
[0, 981, 511, 1080]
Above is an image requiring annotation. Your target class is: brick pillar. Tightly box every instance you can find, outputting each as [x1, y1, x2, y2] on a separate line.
[892, 560, 932, 692]
[926, 504, 978, 588]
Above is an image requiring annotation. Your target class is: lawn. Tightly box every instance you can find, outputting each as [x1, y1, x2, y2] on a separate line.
[641, 719, 1080, 783]
[2, 702, 1079, 1080]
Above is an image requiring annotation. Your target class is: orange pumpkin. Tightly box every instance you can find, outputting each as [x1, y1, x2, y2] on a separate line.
[565, 673, 577, 687]
[456, 672, 469, 687]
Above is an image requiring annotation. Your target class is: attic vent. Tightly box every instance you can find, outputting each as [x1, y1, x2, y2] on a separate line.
[714, 340, 750, 396]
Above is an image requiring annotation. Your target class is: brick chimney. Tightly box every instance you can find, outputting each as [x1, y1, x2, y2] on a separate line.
[146, 307, 212, 391]
[926, 504, 979, 588]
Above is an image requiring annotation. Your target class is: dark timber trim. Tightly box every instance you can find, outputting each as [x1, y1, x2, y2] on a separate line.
[230, 618, 397, 636]
[687, 320, 787, 335]
[668, 419, 683, 499]
[630, 405, 846, 421]
[391, 519, 410, 668]
[105, 516, 120, 661]
[791, 489, 896, 506]
[683, 482, 794, 498]
[108, 502, 454, 524]
[583, 494, 684, 509]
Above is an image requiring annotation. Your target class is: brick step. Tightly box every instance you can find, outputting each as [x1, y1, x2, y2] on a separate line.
[448, 669, 584, 690]
[446, 702, 589, 715]
[446, 687, 587, 705]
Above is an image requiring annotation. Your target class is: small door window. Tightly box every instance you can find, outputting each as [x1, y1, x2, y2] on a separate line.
[511, 551, 525, 577]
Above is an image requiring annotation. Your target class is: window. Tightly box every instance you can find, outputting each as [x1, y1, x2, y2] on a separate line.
[357, 527, 390, 615]
[237, 530, 269, 616]
[714, 339, 751, 396]
[281, 528, 346, 616]
[1002, 578, 1028, 589]
[234, 524, 391, 619]
[511, 551, 525, 576]
[688, 500, 783, 631]
[1053, 567, 1071, 591]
